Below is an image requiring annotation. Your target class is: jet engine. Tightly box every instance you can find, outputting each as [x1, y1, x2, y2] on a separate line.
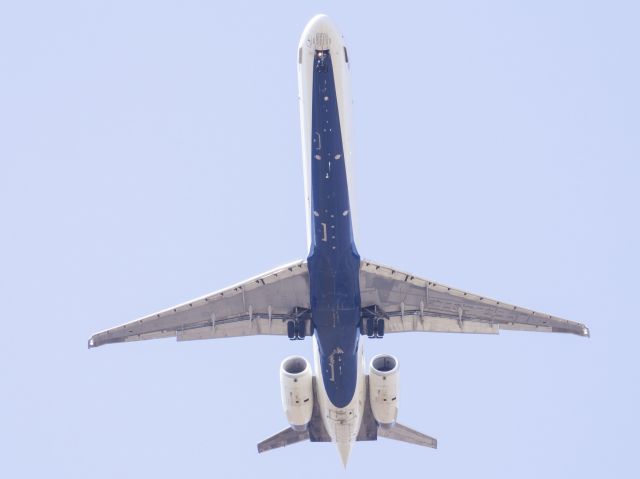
[368, 354, 399, 426]
[280, 356, 314, 430]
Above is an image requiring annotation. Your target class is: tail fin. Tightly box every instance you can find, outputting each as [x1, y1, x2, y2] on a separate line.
[258, 377, 331, 453]
[378, 423, 437, 449]
[356, 376, 437, 449]
[257, 427, 309, 453]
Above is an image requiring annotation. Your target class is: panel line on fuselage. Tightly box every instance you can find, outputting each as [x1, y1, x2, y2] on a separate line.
[306, 50, 362, 409]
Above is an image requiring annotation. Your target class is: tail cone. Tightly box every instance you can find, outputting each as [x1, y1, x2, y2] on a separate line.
[337, 441, 352, 468]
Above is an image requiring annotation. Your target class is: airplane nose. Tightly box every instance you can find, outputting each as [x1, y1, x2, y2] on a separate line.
[301, 14, 342, 50]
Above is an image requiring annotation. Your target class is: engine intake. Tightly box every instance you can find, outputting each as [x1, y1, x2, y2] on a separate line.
[368, 354, 399, 426]
[280, 356, 313, 430]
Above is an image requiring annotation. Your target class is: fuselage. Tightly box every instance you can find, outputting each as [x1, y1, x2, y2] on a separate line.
[297, 15, 365, 461]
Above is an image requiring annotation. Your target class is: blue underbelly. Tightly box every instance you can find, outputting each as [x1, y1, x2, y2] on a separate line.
[307, 49, 361, 408]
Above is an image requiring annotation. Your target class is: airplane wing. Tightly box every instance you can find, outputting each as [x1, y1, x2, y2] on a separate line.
[359, 259, 589, 337]
[88, 260, 310, 348]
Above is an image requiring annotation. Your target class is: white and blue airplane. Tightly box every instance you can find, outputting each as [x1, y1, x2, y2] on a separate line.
[89, 14, 590, 466]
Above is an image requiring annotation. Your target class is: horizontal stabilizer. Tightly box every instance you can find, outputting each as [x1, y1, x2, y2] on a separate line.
[257, 427, 309, 453]
[258, 377, 331, 453]
[378, 423, 437, 449]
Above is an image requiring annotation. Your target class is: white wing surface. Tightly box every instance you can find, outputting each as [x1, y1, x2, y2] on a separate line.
[360, 259, 589, 337]
[89, 260, 310, 348]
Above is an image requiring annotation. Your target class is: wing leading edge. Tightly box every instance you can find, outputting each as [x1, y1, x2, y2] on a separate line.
[88, 260, 310, 348]
[359, 259, 589, 337]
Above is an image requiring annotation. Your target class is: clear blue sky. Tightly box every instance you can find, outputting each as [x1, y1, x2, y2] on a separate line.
[1, 1, 638, 477]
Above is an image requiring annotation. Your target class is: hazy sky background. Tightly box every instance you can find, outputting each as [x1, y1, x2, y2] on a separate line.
[1, 1, 638, 477]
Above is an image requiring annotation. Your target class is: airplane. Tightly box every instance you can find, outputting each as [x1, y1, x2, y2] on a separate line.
[88, 14, 590, 467]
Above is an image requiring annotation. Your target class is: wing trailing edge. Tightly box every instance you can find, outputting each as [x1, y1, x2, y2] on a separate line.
[360, 259, 590, 337]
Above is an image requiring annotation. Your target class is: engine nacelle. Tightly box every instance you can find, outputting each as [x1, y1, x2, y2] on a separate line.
[368, 354, 399, 426]
[280, 356, 313, 430]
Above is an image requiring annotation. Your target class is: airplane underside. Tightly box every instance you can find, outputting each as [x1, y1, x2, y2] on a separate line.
[88, 13, 589, 468]
[258, 376, 437, 454]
